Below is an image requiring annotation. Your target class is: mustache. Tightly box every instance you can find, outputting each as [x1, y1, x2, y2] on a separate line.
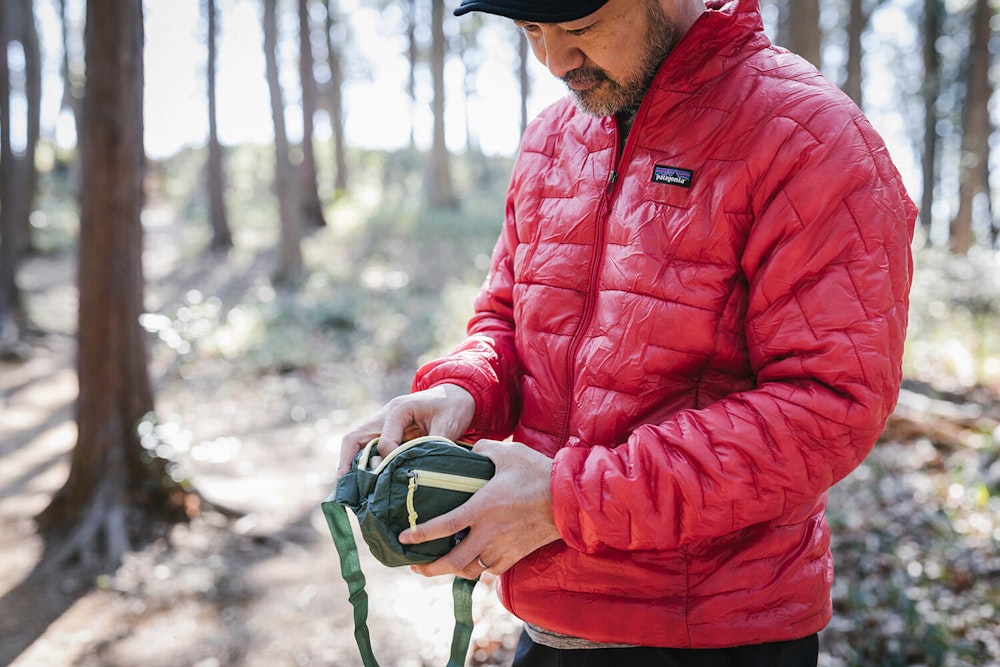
[561, 66, 610, 88]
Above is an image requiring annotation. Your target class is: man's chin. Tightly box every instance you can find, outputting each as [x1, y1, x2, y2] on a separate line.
[568, 85, 616, 117]
[570, 92, 622, 118]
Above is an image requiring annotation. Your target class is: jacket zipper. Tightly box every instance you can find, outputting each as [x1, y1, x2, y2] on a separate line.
[556, 111, 644, 445]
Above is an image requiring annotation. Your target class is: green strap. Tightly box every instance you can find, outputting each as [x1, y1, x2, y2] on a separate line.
[448, 575, 478, 667]
[323, 500, 477, 667]
[324, 500, 378, 667]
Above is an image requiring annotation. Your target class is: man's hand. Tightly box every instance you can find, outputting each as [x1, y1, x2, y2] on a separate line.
[398, 438, 561, 580]
[337, 384, 476, 477]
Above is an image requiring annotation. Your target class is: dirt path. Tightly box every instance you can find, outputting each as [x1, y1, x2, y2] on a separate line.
[0, 213, 522, 666]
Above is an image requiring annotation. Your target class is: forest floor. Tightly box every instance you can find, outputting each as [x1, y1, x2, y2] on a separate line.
[0, 180, 524, 667]
[2, 152, 999, 666]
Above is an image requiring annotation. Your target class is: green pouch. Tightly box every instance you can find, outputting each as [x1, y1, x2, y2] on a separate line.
[322, 436, 495, 667]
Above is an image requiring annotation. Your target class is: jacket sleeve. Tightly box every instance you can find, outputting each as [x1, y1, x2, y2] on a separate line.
[550, 111, 917, 553]
[411, 194, 523, 442]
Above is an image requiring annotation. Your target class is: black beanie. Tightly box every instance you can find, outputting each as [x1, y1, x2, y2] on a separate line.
[453, 0, 611, 22]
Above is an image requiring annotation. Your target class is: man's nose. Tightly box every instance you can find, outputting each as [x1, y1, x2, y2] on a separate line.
[541, 31, 584, 79]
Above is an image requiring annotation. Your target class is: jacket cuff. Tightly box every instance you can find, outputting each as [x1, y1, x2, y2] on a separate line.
[412, 353, 518, 441]
[549, 446, 592, 552]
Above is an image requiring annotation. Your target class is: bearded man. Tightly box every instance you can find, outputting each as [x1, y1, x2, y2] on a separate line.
[338, 1, 917, 665]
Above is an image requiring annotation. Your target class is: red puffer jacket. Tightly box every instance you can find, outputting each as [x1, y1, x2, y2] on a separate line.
[414, 0, 916, 648]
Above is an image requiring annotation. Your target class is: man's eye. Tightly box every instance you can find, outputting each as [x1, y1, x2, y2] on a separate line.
[566, 27, 591, 36]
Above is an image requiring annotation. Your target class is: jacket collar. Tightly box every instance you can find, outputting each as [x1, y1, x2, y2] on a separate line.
[649, 0, 769, 95]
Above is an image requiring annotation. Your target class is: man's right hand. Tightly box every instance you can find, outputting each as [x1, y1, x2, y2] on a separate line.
[336, 383, 477, 477]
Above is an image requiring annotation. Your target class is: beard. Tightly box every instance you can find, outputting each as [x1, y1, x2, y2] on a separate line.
[562, 0, 680, 117]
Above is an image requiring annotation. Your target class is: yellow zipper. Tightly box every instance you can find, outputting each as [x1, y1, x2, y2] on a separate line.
[405, 468, 488, 530]
[408, 469, 488, 494]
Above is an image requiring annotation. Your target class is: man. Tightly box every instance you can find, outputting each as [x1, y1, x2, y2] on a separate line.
[338, 0, 916, 664]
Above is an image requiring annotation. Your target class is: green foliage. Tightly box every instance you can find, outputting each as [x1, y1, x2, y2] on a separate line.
[905, 247, 1000, 391]
[825, 437, 1000, 665]
[143, 146, 511, 404]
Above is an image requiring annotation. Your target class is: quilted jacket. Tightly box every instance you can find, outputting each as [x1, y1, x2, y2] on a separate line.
[414, 0, 916, 648]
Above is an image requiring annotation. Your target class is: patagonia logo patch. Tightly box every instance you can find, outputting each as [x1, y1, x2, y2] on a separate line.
[651, 165, 694, 188]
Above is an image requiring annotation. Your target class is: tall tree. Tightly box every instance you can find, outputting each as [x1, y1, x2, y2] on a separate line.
[263, 0, 304, 284]
[0, 0, 18, 347]
[787, 0, 821, 70]
[428, 0, 456, 207]
[38, 0, 198, 567]
[298, 0, 327, 228]
[950, 0, 994, 254]
[206, 0, 233, 251]
[324, 0, 347, 194]
[517, 28, 530, 138]
[843, 0, 866, 107]
[920, 0, 943, 236]
[58, 0, 85, 150]
[0, 0, 41, 351]
[405, 0, 418, 149]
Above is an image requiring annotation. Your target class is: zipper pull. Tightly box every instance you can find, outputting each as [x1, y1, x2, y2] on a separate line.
[607, 169, 619, 193]
[406, 472, 419, 530]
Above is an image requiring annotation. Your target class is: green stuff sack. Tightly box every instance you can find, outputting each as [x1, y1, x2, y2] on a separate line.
[321, 436, 495, 667]
[332, 435, 496, 567]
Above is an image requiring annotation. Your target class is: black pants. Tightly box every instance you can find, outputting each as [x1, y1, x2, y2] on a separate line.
[512, 630, 819, 667]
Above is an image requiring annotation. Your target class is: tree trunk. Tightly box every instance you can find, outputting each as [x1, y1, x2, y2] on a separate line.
[206, 0, 233, 251]
[406, 0, 417, 149]
[263, 0, 304, 285]
[843, 0, 865, 107]
[920, 0, 942, 236]
[324, 0, 347, 194]
[0, 0, 20, 342]
[38, 0, 196, 569]
[787, 0, 821, 70]
[949, 0, 993, 254]
[428, 0, 456, 207]
[57, 0, 85, 177]
[518, 28, 529, 138]
[0, 0, 36, 347]
[22, 0, 42, 255]
[298, 0, 327, 228]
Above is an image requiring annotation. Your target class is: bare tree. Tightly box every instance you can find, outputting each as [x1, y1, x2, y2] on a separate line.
[38, 0, 199, 568]
[58, 0, 85, 149]
[843, 0, 865, 106]
[920, 0, 943, 236]
[324, 0, 348, 194]
[428, 0, 456, 207]
[517, 28, 530, 138]
[950, 0, 994, 254]
[0, 0, 19, 347]
[206, 0, 233, 251]
[787, 0, 821, 70]
[263, 0, 304, 285]
[0, 0, 41, 351]
[298, 0, 327, 228]
[405, 0, 417, 149]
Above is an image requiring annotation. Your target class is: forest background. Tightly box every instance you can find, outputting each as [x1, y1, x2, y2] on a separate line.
[1, 0, 999, 665]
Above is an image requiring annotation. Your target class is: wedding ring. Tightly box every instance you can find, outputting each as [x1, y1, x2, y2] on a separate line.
[475, 556, 489, 570]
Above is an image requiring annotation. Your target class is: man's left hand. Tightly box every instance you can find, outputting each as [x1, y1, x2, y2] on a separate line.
[398, 438, 561, 580]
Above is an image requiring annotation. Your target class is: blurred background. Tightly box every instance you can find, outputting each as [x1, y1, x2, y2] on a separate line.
[0, 0, 998, 665]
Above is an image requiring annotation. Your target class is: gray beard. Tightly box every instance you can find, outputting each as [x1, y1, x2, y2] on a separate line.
[565, 2, 680, 117]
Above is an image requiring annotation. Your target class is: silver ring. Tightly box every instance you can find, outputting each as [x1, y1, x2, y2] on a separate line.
[475, 556, 489, 570]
